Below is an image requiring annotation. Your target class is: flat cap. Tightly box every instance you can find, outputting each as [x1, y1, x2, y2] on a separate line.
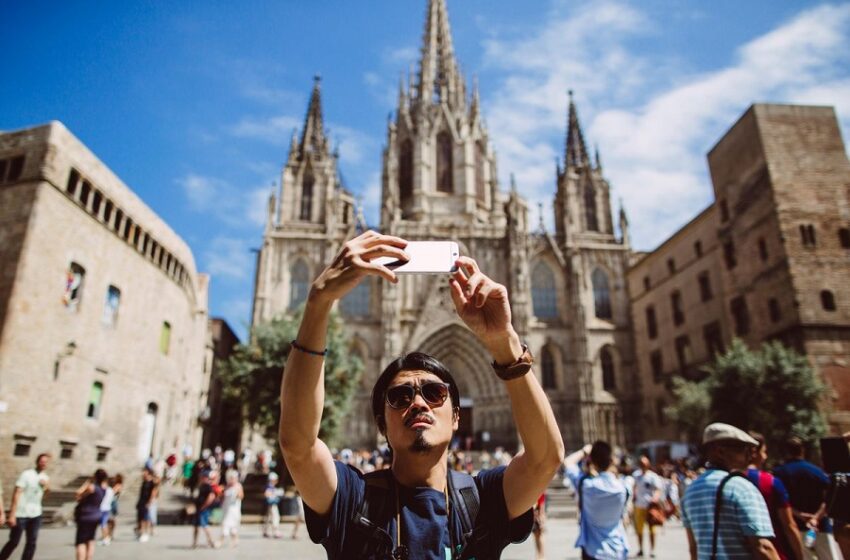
[702, 422, 759, 446]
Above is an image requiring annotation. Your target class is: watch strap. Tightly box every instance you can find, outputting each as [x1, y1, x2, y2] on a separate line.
[492, 343, 534, 380]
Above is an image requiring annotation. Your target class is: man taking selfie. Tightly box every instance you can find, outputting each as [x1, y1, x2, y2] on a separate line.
[278, 230, 565, 559]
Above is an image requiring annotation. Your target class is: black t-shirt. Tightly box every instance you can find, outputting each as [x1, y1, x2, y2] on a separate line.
[304, 461, 532, 559]
[136, 480, 154, 509]
[195, 482, 213, 510]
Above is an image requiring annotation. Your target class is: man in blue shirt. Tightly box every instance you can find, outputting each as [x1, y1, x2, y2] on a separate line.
[564, 441, 629, 560]
[278, 232, 565, 559]
[773, 437, 835, 560]
[681, 422, 779, 560]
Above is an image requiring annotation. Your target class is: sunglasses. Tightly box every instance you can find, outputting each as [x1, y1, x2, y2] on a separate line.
[385, 381, 450, 410]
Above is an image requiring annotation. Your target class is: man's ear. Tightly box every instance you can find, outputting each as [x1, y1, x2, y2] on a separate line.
[452, 407, 460, 431]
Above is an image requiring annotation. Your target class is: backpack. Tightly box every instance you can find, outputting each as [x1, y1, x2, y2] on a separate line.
[346, 469, 490, 559]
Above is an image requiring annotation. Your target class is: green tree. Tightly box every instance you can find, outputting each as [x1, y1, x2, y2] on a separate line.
[219, 309, 363, 447]
[666, 339, 826, 453]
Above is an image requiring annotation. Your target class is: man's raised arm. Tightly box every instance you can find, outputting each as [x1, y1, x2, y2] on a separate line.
[279, 231, 407, 516]
[449, 257, 565, 520]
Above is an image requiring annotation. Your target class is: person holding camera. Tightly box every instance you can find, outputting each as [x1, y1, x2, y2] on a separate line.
[278, 231, 565, 559]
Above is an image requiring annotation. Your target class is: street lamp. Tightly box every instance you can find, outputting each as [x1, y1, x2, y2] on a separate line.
[53, 340, 77, 381]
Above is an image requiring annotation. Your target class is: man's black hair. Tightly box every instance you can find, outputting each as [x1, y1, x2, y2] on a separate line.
[370, 352, 460, 434]
[590, 440, 613, 471]
[94, 469, 108, 485]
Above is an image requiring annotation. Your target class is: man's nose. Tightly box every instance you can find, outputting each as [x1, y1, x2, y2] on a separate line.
[409, 393, 431, 410]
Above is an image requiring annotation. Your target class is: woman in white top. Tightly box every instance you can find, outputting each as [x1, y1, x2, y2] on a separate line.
[218, 470, 244, 548]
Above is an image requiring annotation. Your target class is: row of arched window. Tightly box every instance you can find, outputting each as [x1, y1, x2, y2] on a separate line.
[538, 345, 617, 392]
[289, 259, 371, 317]
[531, 263, 612, 320]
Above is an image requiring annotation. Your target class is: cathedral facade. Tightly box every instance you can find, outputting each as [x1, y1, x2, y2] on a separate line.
[251, 0, 638, 451]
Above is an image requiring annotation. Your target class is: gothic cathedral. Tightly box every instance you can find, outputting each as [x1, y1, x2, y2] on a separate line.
[251, 0, 638, 451]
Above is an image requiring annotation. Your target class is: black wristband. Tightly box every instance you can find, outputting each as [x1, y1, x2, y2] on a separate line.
[290, 339, 327, 357]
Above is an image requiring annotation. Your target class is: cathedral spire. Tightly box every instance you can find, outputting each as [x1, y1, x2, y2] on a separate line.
[299, 75, 327, 158]
[565, 90, 590, 168]
[470, 75, 480, 119]
[417, 0, 462, 106]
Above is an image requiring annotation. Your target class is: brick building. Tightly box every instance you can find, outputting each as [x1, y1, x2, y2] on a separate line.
[629, 104, 850, 438]
[0, 122, 212, 490]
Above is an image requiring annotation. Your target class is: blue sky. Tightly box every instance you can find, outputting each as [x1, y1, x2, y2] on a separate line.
[3, 1, 849, 340]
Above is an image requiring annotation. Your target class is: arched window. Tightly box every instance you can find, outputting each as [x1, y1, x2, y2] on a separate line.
[289, 260, 310, 310]
[601, 347, 616, 391]
[531, 262, 558, 318]
[821, 290, 837, 311]
[63, 262, 86, 312]
[541, 346, 556, 390]
[592, 268, 612, 319]
[475, 141, 487, 202]
[102, 285, 121, 327]
[436, 131, 453, 193]
[398, 139, 413, 209]
[341, 279, 371, 317]
[159, 321, 171, 355]
[300, 168, 314, 221]
[87, 382, 104, 419]
[584, 183, 599, 231]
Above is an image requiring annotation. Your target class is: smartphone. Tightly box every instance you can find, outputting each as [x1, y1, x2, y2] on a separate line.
[373, 241, 460, 274]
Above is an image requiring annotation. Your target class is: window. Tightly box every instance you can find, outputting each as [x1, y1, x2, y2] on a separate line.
[87, 382, 104, 419]
[398, 139, 413, 208]
[584, 184, 599, 231]
[592, 269, 612, 319]
[675, 335, 692, 374]
[14, 442, 31, 457]
[96, 447, 110, 462]
[601, 347, 615, 391]
[799, 224, 817, 247]
[80, 181, 91, 207]
[63, 262, 86, 311]
[671, 291, 684, 326]
[159, 321, 171, 355]
[694, 240, 703, 258]
[839, 228, 850, 249]
[289, 260, 310, 310]
[475, 141, 487, 202]
[698, 272, 713, 302]
[341, 280, 371, 317]
[436, 131, 453, 193]
[758, 237, 768, 261]
[645, 306, 658, 339]
[300, 168, 314, 221]
[768, 298, 781, 322]
[643, 276, 650, 291]
[667, 258, 676, 275]
[103, 200, 113, 225]
[102, 285, 121, 327]
[541, 347, 556, 390]
[123, 218, 133, 241]
[0, 160, 6, 182]
[703, 321, 724, 356]
[92, 191, 102, 216]
[821, 290, 836, 312]
[719, 199, 729, 222]
[730, 296, 750, 336]
[66, 168, 80, 195]
[723, 241, 737, 269]
[650, 350, 664, 383]
[60, 443, 75, 460]
[532, 262, 558, 319]
[7, 155, 24, 182]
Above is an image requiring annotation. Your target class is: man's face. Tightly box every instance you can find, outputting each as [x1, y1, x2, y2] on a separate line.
[712, 441, 753, 470]
[383, 370, 458, 455]
[639, 456, 651, 471]
[36, 455, 50, 472]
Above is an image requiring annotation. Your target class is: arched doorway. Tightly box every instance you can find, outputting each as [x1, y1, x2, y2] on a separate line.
[137, 402, 158, 464]
[416, 323, 512, 449]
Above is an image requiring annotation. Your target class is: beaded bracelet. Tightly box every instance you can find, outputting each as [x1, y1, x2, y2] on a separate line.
[290, 339, 327, 357]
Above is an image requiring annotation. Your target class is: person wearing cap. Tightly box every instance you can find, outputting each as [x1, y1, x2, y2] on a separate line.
[278, 231, 565, 559]
[263, 472, 283, 539]
[681, 422, 779, 560]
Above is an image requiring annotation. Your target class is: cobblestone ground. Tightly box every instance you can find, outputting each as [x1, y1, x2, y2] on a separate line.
[0, 518, 690, 559]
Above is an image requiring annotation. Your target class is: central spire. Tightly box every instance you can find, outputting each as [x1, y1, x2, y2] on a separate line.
[299, 75, 327, 159]
[417, 0, 463, 108]
[565, 90, 590, 168]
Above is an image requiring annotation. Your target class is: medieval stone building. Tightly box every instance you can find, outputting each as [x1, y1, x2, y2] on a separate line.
[251, 0, 637, 451]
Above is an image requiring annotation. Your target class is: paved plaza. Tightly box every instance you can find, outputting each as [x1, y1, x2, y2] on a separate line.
[0, 518, 690, 559]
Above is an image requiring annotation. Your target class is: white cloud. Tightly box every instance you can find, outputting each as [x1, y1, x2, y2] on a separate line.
[229, 115, 301, 145]
[178, 173, 272, 229]
[481, 2, 850, 250]
[203, 237, 256, 282]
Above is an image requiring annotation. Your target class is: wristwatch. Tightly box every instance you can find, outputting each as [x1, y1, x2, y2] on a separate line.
[492, 343, 534, 380]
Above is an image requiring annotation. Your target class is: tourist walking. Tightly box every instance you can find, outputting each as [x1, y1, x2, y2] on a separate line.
[218, 470, 244, 548]
[564, 442, 629, 560]
[192, 470, 219, 549]
[633, 455, 664, 557]
[96, 475, 115, 546]
[0, 453, 51, 560]
[74, 469, 107, 560]
[99, 474, 122, 546]
[278, 232, 564, 558]
[746, 432, 804, 560]
[773, 437, 837, 560]
[263, 472, 283, 538]
[135, 467, 157, 542]
[681, 422, 778, 559]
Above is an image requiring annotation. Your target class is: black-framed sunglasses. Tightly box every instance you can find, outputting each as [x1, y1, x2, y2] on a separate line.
[385, 381, 450, 410]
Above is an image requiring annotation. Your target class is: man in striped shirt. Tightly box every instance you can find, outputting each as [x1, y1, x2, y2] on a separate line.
[682, 423, 779, 559]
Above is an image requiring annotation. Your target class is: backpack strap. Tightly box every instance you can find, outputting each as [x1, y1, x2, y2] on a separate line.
[448, 470, 485, 560]
[348, 469, 395, 559]
[577, 473, 593, 517]
[711, 472, 746, 560]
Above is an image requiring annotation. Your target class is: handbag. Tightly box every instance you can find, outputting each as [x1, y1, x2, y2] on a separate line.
[646, 502, 666, 527]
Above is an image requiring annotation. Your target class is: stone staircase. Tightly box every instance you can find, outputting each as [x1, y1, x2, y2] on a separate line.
[41, 475, 89, 525]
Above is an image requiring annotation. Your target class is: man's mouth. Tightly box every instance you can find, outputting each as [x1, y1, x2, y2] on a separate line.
[405, 414, 434, 429]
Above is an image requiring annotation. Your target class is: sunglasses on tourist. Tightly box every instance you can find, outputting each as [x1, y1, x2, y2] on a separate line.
[385, 381, 450, 409]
